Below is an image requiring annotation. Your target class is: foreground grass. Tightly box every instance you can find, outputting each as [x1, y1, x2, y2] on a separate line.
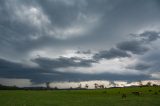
[0, 87, 160, 106]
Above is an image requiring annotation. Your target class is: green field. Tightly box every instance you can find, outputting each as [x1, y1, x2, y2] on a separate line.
[0, 87, 160, 106]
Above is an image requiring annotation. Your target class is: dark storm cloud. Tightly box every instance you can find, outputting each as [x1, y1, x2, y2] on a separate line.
[93, 30, 160, 60]
[0, 0, 97, 60]
[36, 0, 87, 28]
[0, 0, 43, 59]
[32, 56, 97, 69]
[117, 40, 149, 54]
[140, 51, 160, 72]
[140, 31, 160, 42]
[124, 51, 160, 80]
[0, 58, 49, 83]
[117, 31, 160, 55]
[127, 62, 151, 71]
[0, 57, 151, 83]
[0, 58, 23, 70]
[0, 58, 77, 83]
[131, 31, 160, 43]
[93, 48, 131, 60]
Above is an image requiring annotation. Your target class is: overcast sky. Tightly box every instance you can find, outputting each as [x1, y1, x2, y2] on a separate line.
[0, 0, 160, 86]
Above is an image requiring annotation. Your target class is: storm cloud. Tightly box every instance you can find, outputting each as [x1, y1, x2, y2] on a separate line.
[32, 56, 97, 69]
[93, 48, 131, 60]
[0, 0, 160, 86]
[117, 40, 149, 54]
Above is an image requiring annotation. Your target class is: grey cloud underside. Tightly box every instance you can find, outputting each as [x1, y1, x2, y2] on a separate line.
[135, 51, 160, 72]
[139, 31, 160, 42]
[93, 48, 131, 60]
[126, 52, 160, 77]
[122, 31, 160, 72]
[117, 31, 160, 55]
[0, 30, 160, 83]
[32, 57, 97, 69]
[118, 31, 160, 73]
[117, 40, 149, 55]
[32, 30, 160, 82]
[94, 31, 160, 60]
[0, 58, 151, 83]
[127, 62, 151, 71]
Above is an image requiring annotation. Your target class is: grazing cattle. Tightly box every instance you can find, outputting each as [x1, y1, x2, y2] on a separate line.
[122, 94, 126, 99]
[132, 91, 142, 96]
[148, 90, 152, 92]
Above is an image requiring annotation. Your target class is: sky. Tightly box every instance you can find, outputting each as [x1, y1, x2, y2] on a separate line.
[0, 0, 160, 87]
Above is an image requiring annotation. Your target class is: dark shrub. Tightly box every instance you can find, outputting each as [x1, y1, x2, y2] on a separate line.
[154, 92, 158, 95]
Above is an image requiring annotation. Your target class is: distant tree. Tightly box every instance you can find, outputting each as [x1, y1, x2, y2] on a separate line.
[94, 83, 98, 89]
[13, 85, 17, 88]
[139, 80, 143, 87]
[153, 84, 158, 87]
[100, 85, 104, 89]
[46, 82, 50, 89]
[85, 84, 89, 89]
[108, 81, 113, 87]
[54, 86, 58, 90]
[78, 83, 82, 89]
[146, 82, 152, 86]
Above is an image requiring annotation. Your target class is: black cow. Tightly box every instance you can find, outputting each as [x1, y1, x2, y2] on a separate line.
[122, 94, 127, 99]
[132, 91, 142, 96]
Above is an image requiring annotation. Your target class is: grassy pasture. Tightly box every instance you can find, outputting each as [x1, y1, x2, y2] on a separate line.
[0, 87, 160, 106]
